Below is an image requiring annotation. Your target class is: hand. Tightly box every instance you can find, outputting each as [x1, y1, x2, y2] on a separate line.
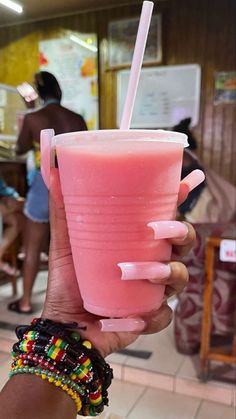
[22, 97, 36, 110]
[42, 171, 195, 358]
[17, 83, 37, 109]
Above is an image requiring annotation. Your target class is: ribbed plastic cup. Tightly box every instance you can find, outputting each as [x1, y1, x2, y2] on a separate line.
[54, 130, 188, 317]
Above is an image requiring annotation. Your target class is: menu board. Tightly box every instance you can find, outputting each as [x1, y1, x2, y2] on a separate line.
[39, 34, 99, 130]
[117, 64, 201, 128]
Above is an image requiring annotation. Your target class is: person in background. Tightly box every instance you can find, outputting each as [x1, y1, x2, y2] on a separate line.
[8, 71, 87, 314]
[0, 177, 24, 276]
[172, 118, 236, 355]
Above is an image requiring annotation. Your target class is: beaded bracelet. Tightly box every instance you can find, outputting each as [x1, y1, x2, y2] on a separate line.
[10, 366, 83, 412]
[10, 318, 113, 417]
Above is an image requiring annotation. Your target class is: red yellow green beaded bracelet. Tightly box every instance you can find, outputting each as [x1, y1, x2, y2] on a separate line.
[10, 318, 113, 417]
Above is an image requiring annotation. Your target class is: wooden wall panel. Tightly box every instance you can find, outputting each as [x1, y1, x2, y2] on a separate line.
[0, 0, 235, 183]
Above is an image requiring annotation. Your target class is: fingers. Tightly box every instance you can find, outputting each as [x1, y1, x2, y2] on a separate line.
[139, 260, 189, 335]
[178, 182, 190, 205]
[140, 303, 173, 334]
[40, 129, 55, 189]
[147, 220, 196, 258]
[49, 169, 70, 257]
[171, 222, 196, 258]
[148, 220, 188, 240]
[178, 169, 205, 205]
[118, 260, 188, 296]
[118, 261, 171, 281]
[99, 303, 173, 335]
[49, 169, 65, 213]
[164, 261, 189, 297]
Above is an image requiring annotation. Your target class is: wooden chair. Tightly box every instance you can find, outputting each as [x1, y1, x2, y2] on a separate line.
[200, 236, 236, 381]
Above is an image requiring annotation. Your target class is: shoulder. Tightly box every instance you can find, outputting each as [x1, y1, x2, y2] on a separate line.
[61, 106, 83, 118]
[61, 106, 87, 129]
[23, 108, 43, 124]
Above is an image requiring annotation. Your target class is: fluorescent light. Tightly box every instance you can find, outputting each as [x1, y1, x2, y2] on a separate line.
[69, 34, 98, 53]
[0, 0, 23, 14]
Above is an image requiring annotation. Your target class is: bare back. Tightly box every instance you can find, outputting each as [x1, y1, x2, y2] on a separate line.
[16, 104, 87, 155]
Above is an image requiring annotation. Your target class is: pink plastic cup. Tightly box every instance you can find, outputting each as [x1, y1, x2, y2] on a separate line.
[42, 129, 188, 318]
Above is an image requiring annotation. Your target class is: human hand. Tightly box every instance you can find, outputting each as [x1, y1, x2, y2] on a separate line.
[42, 169, 196, 358]
[17, 82, 37, 109]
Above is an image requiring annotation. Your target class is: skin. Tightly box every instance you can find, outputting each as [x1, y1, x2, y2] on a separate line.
[0, 170, 195, 419]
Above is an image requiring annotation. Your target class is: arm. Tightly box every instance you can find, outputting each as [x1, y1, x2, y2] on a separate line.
[16, 114, 33, 155]
[0, 375, 76, 419]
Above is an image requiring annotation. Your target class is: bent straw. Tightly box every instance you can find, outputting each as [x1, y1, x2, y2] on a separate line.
[120, 1, 154, 130]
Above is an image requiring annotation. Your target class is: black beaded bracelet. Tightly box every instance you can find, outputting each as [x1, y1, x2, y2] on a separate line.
[10, 318, 113, 416]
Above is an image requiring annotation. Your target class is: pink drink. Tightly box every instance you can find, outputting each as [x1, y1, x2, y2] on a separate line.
[55, 130, 187, 317]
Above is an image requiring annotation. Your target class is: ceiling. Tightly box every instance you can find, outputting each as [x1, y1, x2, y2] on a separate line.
[0, 0, 143, 26]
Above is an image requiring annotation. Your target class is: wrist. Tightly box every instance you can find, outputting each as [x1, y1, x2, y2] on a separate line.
[41, 308, 108, 357]
[10, 318, 113, 417]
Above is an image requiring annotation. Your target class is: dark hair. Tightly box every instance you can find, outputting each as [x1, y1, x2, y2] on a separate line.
[34, 71, 62, 101]
[173, 118, 197, 150]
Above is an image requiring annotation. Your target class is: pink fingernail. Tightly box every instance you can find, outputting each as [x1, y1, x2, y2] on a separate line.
[181, 169, 205, 192]
[118, 262, 171, 280]
[148, 221, 188, 240]
[99, 318, 145, 332]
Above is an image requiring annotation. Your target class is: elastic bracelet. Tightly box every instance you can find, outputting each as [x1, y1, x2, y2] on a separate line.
[10, 366, 83, 412]
[10, 318, 113, 417]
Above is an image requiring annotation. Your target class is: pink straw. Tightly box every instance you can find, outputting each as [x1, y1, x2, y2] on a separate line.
[120, 1, 154, 130]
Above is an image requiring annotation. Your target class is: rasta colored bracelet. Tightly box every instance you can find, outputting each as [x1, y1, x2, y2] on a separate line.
[9, 318, 113, 417]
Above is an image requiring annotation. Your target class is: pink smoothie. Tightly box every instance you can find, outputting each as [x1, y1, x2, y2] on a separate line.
[55, 130, 186, 317]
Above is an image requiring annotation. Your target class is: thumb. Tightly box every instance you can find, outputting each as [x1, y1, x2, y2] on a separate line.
[178, 182, 190, 205]
[49, 168, 70, 253]
[50, 168, 64, 211]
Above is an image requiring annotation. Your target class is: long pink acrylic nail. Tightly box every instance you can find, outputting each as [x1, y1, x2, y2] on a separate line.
[148, 221, 188, 240]
[40, 129, 55, 189]
[99, 318, 145, 332]
[181, 169, 205, 192]
[118, 262, 171, 280]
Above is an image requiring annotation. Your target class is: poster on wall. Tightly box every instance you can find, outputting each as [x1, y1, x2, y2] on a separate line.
[214, 71, 236, 104]
[39, 33, 98, 129]
[108, 15, 162, 67]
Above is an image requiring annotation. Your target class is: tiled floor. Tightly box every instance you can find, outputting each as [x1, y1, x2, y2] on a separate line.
[0, 272, 235, 418]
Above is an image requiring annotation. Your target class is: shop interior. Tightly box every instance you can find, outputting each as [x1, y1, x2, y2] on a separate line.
[0, 1, 235, 418]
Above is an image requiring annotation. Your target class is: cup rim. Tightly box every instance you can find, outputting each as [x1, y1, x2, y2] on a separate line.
[53, 129, 188, 147]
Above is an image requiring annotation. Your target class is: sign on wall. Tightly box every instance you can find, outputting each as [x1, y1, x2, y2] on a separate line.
[117, 64, 201, 128]
[108, 15, 162, 67]
[220, 240, 236, 263]
[214, 71, 236, 104]
[39, 33, 99, 130]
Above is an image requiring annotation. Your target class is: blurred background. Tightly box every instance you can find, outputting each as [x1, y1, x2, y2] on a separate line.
[0, 1, 235, 418]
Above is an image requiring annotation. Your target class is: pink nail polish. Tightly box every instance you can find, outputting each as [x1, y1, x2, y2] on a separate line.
[99, 318, 145, 332]
[148, 221, 188, 240]
[181, 169, 205, 192]
[118, 262, 171, 280]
